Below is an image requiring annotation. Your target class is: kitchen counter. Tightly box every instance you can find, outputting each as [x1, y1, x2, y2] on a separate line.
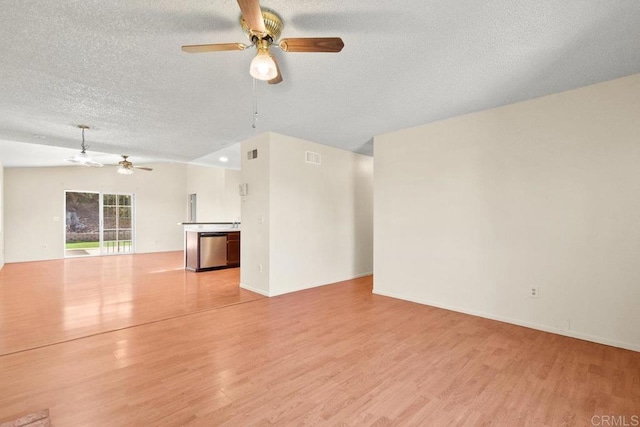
[185, 229, 240, 272]
[182, 222, 241, 232]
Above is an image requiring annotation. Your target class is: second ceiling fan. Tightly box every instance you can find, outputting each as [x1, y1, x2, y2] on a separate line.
[116, 155, 153, 175]
[181, 0, 344, 84]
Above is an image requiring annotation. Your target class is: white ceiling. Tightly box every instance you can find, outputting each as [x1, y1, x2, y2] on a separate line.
[0, 138, 163, 169]
[1, 0, 639, 168]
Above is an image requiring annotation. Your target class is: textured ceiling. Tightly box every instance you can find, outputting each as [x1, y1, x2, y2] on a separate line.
[1, 0, 639, 167]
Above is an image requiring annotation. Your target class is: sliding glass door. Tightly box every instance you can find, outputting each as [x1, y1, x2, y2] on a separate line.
[64, 191, 100, 257]
[102, 194, 133, 254]
[64, 191, 135, 257]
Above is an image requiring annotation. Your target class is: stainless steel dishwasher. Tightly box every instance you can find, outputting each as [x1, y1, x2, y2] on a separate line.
[199, 233, 228, 269]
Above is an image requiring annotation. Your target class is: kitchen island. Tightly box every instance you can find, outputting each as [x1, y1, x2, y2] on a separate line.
[182, 223, 240, 272]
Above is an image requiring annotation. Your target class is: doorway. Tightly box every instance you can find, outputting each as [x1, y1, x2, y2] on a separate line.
[189, 193, 197, 222]
[64, 191, 135, 257]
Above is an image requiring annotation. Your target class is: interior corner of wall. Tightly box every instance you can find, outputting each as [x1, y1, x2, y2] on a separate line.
[266, 131, 280, 141]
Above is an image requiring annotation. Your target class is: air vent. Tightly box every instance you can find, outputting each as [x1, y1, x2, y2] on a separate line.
[305, 151, 321, 165]
[247, 149, 258, 160]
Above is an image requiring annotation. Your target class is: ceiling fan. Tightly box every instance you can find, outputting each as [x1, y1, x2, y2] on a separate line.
[65, 125, 103, 167]
[181, 0, 344, 84]
[117, 155, 153, 175]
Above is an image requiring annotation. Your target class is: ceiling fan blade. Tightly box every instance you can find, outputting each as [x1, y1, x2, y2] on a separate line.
[268, 55, 283, 85]
[237, 0, 266, 33]
[279, 37, 344, 53]
[133, 166, 154, 172]
[181, 43, 248, 53]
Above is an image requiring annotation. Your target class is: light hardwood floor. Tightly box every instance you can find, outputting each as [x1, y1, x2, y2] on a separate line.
[0, 254, 638, 426]
[0, 252, 263, 355]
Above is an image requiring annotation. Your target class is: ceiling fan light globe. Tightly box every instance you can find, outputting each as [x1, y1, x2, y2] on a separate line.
[65, 155, 83, 164]
[117, 165, 134, 175]
[66, 151, 103, 167]
[249, 52, 278, 80]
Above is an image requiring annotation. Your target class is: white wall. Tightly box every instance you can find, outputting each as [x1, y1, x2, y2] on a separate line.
[269, 134, 373, 295]
[186, 165, 241, 222]
[240, 132, 374, 297]
[0, 164, 4, 269]
[354, 155, 374, 274]
[4, 163, 188, 262]
[374, 74, 640, 351]
[239, 133, 271, 296]
[223, 168, 241, 223]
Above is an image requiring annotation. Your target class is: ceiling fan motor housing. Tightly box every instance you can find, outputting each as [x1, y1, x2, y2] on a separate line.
[240, 9, 283, 44]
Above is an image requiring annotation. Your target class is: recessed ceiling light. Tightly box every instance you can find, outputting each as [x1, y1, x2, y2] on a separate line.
[219, 157, 228, 162]
[33, 134, 47, 139]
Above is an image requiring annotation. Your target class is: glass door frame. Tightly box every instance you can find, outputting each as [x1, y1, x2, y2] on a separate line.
[102, 193, 135, 255]
[63, 190, 136, 258]
[63, 190, 102, 258]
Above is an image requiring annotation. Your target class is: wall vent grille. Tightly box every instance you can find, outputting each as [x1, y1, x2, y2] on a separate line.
[305, 151, 321, 165]
[247, 149, 258, 160]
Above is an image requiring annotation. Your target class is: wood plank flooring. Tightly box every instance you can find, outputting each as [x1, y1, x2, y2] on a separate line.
[0, 254, 639, 425]
[0, 252, 263, 355]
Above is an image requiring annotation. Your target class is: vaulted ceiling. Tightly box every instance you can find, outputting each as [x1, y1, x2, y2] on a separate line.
[1, 0, 639, 167]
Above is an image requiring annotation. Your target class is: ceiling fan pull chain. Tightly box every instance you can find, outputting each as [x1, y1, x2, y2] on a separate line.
[252, 77, 258, 128]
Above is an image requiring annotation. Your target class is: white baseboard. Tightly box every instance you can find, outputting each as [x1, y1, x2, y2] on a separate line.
[373, 288, 640, 353]
[239, 283, 270, 297]
[242, 273, 374, 298]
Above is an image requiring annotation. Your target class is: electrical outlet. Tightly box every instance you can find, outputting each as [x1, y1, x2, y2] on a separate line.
[258, 264, 263, 273]
[530, 287, 539, 298]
